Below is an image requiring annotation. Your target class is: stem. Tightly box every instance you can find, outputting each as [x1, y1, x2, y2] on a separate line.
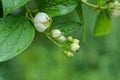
[81, 1, 107, 9]
[76, 3, 86, 42]
[25, 4, 34, 23]
[46, 17, 53, 32]
[45, 33, 63, 48]
[31, 9, 39, 13]
[25, 12, 33, 23]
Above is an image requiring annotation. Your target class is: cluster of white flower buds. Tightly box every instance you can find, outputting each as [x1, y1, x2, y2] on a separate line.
[33, 12, 51, 32]
[51, 29, 66, 42]
[109, 1, 120, 16]
[51, 29, 80, 57]
[64, 36, 80, 57]
[33, 12, 80, 58]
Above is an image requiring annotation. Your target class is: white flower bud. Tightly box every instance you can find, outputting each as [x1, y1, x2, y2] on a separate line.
[34, 12, 50, 32]
[34, 23, 47, 32]
[111, 9, 120, 16]
[109, 2, 120, 16]
[73, 39, 80, 44]
[34, 12, 50, 23]
[64, 51, 74, 58]
[51, 29, 62, 38]
[58, 35, 66, 42]
[71, 43, 80, 52]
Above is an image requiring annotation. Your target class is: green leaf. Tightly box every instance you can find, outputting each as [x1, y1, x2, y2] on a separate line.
[54, 21, 81, 35]
[0, 16, 35, 62]
[96, 0, 107, 6]
[37, 0, 78, 17]
[94, 11, 112, 36]
[1, 0, 29, 16]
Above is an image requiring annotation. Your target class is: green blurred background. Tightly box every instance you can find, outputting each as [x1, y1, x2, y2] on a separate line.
[0, 0, 120, 80]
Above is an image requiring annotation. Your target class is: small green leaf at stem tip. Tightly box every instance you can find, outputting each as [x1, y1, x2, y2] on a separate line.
[1, 0, 29, 16]
[94, 11, 112, 36]
[0, 16, 35, 62]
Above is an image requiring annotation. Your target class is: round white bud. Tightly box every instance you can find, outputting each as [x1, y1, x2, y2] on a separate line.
[51, 29, 62, 38]
[71, 43, 80, 52]
[58, 35, 66, 42]
[109, 2, 120, 16]
[34, 12, 50, 23]
[73, 39, 80, 44]
[34, 12, 50, 32]
[111, 9, 120, 16]
[34, 23, 48, 32]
